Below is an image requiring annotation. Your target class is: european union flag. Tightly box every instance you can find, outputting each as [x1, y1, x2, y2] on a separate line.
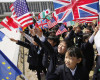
[0, 50, 22, 80]
[0, 31, 5, 42]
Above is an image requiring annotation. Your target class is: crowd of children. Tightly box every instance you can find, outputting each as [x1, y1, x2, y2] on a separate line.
[10, 22, 100, 80]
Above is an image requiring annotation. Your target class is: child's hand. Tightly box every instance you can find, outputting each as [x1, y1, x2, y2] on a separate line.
[34, 28, 43, 38]
[20, 31, 25, 36]
[73, 26, 76, 31]
[28, 27, 36, 36]
[93, 26, 99, 36]
[10, 38, 18, 43]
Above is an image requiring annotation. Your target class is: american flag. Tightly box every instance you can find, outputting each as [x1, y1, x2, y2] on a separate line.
[56, 24, 67, 36]
[47, 18, 57, 29]
[9, 0, 33, 27]
[53, 0, 99, 23]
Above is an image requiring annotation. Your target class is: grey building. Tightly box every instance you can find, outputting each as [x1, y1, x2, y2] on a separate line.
[0, 1, 54, 18]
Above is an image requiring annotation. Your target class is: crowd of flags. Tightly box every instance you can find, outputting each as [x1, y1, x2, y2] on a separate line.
[0, 0, 99, 79]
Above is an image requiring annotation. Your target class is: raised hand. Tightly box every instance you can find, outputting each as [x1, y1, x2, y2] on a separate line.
[34, 28, 43, 38]
[93, 26, 99, 36]
[20, 31, 25, 36]
[10, 38, 18, 43]
[28, 27, 36, 36]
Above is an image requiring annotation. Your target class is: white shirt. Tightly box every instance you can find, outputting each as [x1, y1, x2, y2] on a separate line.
[70, 66, 77, 76]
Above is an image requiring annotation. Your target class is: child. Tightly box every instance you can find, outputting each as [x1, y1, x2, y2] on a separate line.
[81, 26, 99, 73]
[42, 35, 59, 68]
[47, 47, 90, 80]
[29, 27, 72, 79]
[10, 32, 46, 80]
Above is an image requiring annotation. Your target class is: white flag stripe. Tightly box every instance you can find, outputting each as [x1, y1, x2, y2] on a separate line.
[18, 16, 33, 23]
[22, 21, 33, 27]
[81, 5, 98, 14]
[17, 12, 32, 20]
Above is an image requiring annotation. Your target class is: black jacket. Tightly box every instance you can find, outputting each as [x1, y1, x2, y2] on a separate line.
[93, 56, 100, 80]
[33, 36, 65, 73]
[47, 64, 89, 80]
[17, 40, 44, 70]
[81, 41, 94, 72]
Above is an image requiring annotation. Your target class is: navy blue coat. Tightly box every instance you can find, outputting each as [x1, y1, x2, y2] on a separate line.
[17, 40, 44, 71]
[93, 56, 100, 80]
[81, 41, 94, 72]
[47, 64, 89, 80]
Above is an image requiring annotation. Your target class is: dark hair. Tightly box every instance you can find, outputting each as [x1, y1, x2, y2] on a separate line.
[83, 33, 91, 42]
[86, 27, 92, 31]
[66, 46, 83, 59]
[67, 26, 73, 31]
[77, 25, 82, 30]
[48, 35, 60, 46]
[60, 39, 73, 49]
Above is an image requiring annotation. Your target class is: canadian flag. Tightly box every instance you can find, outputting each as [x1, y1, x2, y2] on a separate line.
[52, 11, 58, 22]
[0, 17, 12, 31]
[8, 17, 19, 29]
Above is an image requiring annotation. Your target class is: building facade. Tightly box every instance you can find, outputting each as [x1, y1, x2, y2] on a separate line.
[0, 1, 54, 18]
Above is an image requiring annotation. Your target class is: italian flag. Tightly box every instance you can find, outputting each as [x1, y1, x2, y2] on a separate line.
[38, 12, 45, 19]
[38, 9, 51, 19]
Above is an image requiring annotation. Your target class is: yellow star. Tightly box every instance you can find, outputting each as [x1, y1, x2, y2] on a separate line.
[2, 79, 5, 80]
[7, 66, 11, 69]
[8, 72, 12, 75]
[6, 77, 9, 79]
[2, 62, 6, 65]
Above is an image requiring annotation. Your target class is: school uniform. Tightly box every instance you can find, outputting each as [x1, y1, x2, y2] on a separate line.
[68, 30, 83, 47]
[47, 64, 89, 80]
[81, 34, 94, 72]
[33, 35, 65, 78]
[65, 30, 74, 45]
[81, 41, 94, 72]
[16, 40, 46, 80]
[16, 40, 38, 69]
[93, 56, 100, 80]
[42, 46, 58, 68]
[75, 31, 83, 47]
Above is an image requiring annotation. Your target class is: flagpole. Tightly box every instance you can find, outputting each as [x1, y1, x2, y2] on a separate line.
[21, 74, 28, 80]
[97, 15, 99, 26]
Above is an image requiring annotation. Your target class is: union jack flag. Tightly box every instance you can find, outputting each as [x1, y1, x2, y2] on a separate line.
[37, 19, 48, 29]
[53, 0, 99, 23]
[56, 24, 67, 36]
[47, 17, 57, 29]
[73, 15, 98, 23]
[9, 0, 33, 28]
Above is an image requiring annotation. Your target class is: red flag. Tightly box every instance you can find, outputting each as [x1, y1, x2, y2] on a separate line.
[0, 17, 11, 31]
[8, 17, 18, 28]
